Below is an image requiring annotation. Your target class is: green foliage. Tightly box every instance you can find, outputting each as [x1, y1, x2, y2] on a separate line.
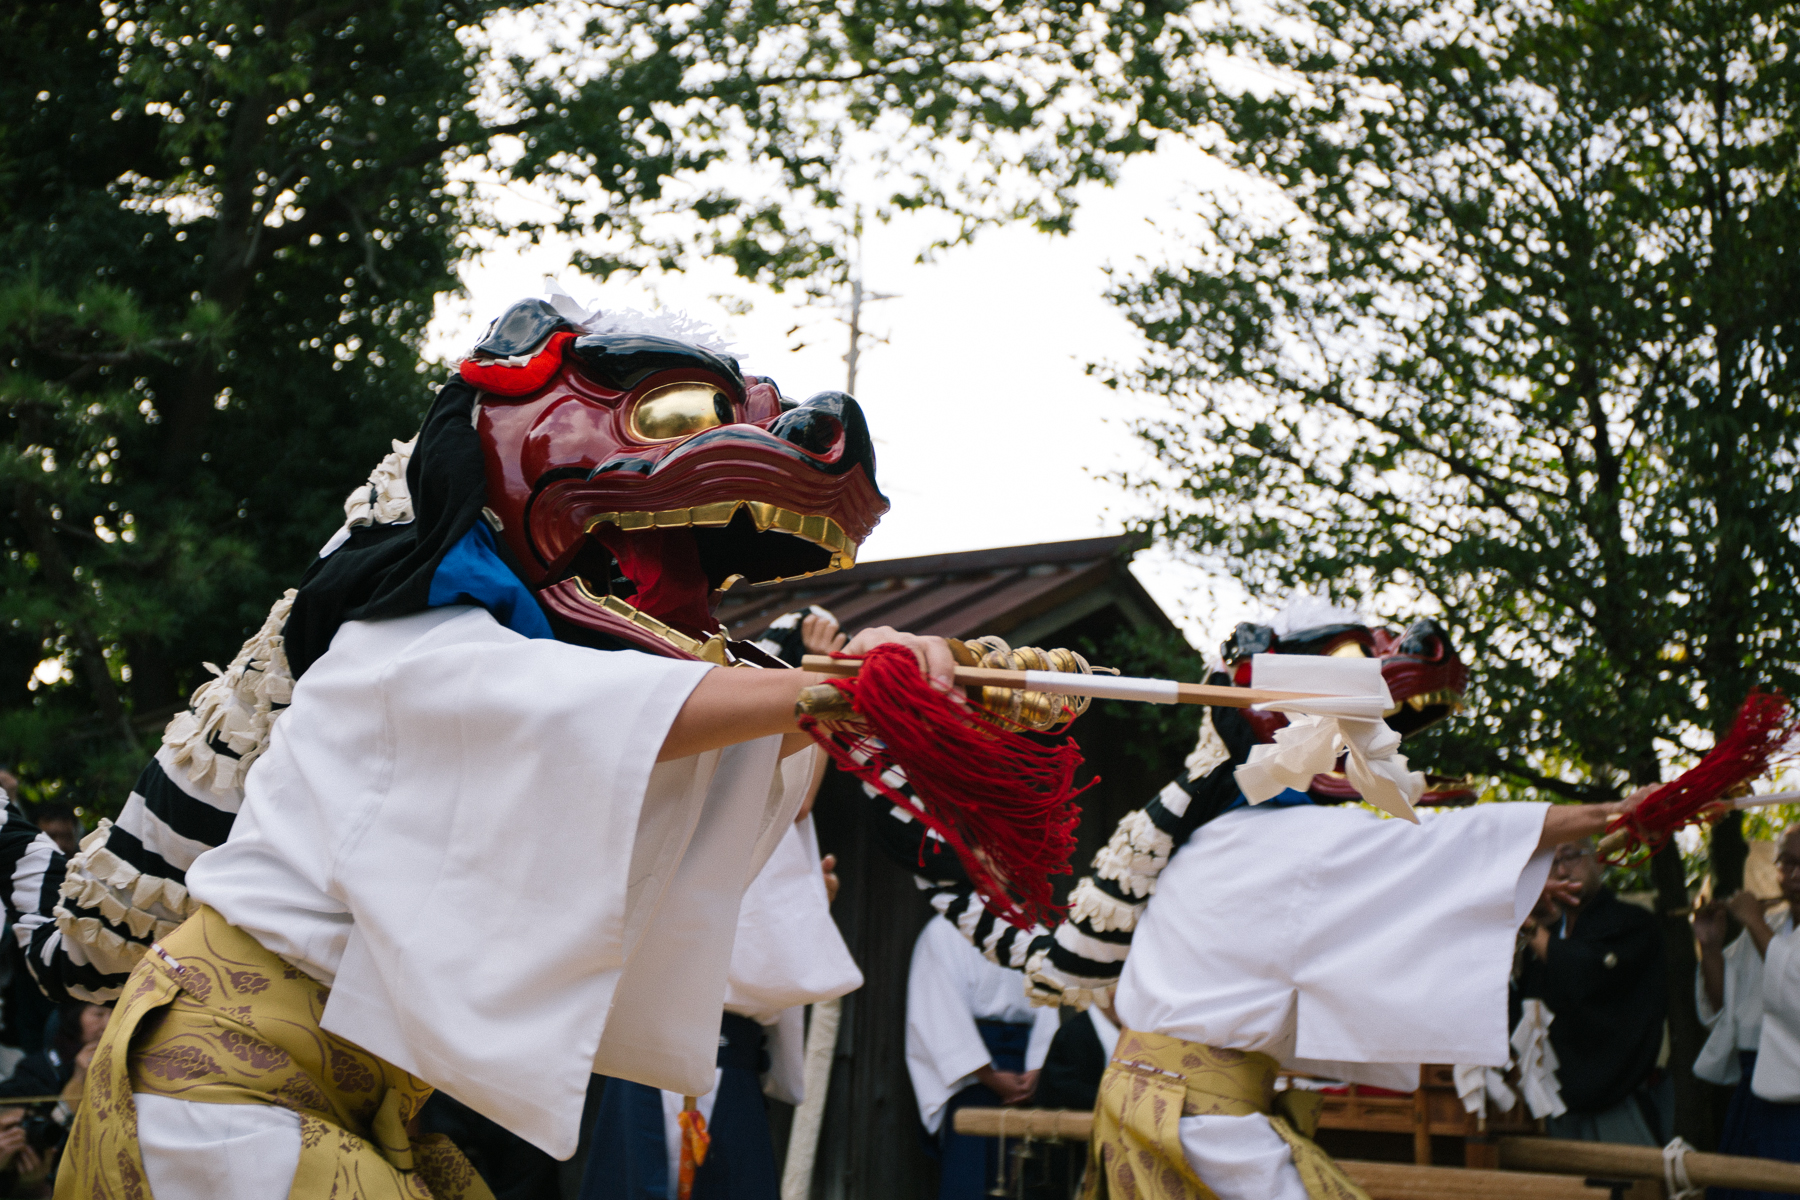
[1, 0, 1200, 810]
[1111, 0, 1800, 804]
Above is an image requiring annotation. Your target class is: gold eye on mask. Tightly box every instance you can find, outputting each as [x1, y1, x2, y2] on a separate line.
[629, 382, 735, 441]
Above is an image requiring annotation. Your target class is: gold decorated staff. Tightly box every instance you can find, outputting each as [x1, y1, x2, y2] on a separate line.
[800, 654, 1327, 710]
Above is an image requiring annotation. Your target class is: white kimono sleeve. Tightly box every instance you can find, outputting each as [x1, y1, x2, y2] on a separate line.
[906, 918, 993, 1134]
[1755, 924, 1800, 1101]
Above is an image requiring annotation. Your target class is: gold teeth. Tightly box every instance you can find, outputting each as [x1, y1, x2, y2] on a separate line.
[1405, 688, 1464, 713]
[581, 587, 733, 665]
[584, 500, 856, 577]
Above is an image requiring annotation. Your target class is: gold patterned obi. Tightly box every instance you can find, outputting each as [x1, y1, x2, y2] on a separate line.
[1084, 1029, 1370, 1200]
[55, 905, 495, 1200]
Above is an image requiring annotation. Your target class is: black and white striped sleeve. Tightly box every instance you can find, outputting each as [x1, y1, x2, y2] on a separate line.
[0, 795, 67, 990]
[37, 746, 241, 1001]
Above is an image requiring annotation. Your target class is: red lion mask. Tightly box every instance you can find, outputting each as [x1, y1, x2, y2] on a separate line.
[460, 298, 888, 662]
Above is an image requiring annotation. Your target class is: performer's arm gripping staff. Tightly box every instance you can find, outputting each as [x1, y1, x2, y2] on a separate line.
[660, 626, 958, 761]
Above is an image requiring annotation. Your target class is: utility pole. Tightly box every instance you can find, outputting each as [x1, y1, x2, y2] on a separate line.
[843, 222, 896, 395]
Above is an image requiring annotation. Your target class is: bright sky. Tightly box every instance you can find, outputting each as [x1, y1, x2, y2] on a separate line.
[426, 143, 1271, 655]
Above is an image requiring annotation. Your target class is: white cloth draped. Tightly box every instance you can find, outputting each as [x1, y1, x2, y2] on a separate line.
[905, 916, 1060, 1134]
[651, 813, 863, 1179]
[1696, 910, 1800, 1101]
[135, 1094, 302, 1200]
[1235, 654, 1425, 823]
[1117, 801, 1553, 1200]
[187, 606, 809, 1157]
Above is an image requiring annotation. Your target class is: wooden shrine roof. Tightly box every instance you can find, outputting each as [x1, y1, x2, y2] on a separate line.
[715, 534, 1176, 646]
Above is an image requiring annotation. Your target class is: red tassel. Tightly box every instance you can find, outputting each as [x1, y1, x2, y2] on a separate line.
[799, 643, 1089, 929]
[1605, 689, 1800, 862]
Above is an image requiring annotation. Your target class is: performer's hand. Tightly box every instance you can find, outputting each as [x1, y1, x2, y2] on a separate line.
[801, 612, 848, 657]
[1694, 901, 1730, 950]
[841, 626, 960, 696]
[820, 853, 840, 904]
[1017, 1069, 1040, 1105]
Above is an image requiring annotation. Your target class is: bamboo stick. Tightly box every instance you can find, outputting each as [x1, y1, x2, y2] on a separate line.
[1498, 1135, 1800, 1193]
[952, 1108, 1093, 1140]
[799, 656, 1327, 710]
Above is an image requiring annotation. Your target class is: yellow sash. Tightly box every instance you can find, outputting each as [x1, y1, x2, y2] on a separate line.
[1084, 1029, 1370, 1200]
[55, 905, 495, 1200]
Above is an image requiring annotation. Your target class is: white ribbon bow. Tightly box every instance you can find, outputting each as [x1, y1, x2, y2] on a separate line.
[1232, 654, 1426, 823]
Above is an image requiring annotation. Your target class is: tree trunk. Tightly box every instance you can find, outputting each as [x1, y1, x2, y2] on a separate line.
[1652, 841, 1716, 1147]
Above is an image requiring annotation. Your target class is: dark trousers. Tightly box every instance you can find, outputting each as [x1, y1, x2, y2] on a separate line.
[1712, 1052, 1800, 1200]
[580, 1013, 776, 1200]
[934, 1020, 1031, 1200]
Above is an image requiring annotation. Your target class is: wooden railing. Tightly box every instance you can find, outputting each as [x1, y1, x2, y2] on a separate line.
[951, 1109, 1800, 1198]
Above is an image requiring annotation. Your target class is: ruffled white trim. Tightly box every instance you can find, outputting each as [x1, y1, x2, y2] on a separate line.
[1091, 809, 1173, 900]
[1184, 713, 1230, 779]
[1067, 877, 1145, 933]
[50, 910, 150, 976]
[54, 818, 196, 972]
[162, 590, 297, 794]
[1022, 941, 1116, 1011]
[343, 436, 418, 528]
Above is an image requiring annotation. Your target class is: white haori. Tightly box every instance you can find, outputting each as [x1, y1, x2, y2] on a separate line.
[186, 606, 810, 1158]
[653, 811, 864, 1181]
[1117, 801, 1553, 1200]
[1696, 909, 1800, 1100]
[906, 915, 1059, 1134]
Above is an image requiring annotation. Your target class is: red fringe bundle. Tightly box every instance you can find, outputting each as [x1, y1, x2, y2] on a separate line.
[1605, 689, 1800, 862]
[799, 643, 1089, 929]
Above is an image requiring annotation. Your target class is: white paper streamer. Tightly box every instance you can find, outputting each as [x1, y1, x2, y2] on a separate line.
[1234, 654, 1425, 823]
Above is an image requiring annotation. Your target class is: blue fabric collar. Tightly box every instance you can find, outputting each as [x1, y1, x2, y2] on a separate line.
[426, 522, 555, 641]
[1223, 787, 1314, 812]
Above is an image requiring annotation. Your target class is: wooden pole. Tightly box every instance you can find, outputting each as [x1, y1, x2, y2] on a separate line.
[948, 1112, 1800, 1194]
[799, 656, 1327, 710]
[779, 996, 841, 1200]
[1498, 1135, 1800, 1193]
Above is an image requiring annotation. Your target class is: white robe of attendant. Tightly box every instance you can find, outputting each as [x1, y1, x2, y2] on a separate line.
[657, 812, 864, 1183]
[906, 915, 1060, 1135]
[1115, 801, 1553, 1200]
[179, 606, 812, 1159]
[1696, 909, 1800, 1101]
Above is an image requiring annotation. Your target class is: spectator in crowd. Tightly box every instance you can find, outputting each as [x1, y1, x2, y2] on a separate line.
[0, 1001, 109, 1103]
[26, 805, 79, 859]
[1695, 825, 1800, 1195]
[1517, 837, 1668, 1144]
[905, 915, 1059, 1200]
[0, 1105, 57, 1198]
